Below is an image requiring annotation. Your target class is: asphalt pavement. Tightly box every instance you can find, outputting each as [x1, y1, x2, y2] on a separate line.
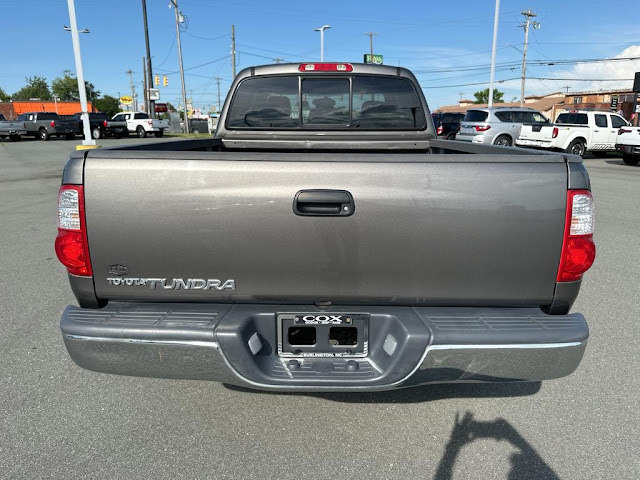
[0, 136, 638, 479]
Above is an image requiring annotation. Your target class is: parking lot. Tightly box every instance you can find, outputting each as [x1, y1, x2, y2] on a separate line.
[1, 136, 638, 479]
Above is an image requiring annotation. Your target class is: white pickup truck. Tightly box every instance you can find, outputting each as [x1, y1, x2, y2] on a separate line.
[112, 111, 169, 138]
[516, 110, 629, 157]
[615, 125, 640, 165]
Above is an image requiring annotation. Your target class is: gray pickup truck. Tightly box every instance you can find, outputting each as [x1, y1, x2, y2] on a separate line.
[18, 112, 76, 140]
[0, 113, 27, 141]
[57, 63, 596, 392]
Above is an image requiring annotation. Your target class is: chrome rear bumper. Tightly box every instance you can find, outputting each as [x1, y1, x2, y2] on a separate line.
[61, 303, 588, 391]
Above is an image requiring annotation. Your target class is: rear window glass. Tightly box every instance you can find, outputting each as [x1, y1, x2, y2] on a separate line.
[226, 74, 426, 130]
[90, 113, 108, 121]
[442, 113, 463, 123]
[556, 113, 588, 125]
[38, 113, 58, 120]
[134, 113, 149, 119]
[463, 110, 488, 122]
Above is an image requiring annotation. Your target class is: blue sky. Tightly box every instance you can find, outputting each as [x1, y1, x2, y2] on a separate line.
[1, 0, 639, 110]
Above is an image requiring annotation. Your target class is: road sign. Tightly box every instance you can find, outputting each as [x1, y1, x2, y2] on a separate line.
[155, 103, 168, 113]
[148, 88, 160, 101]
[364, 54, 383, 65]
[119, 95, 133, 105]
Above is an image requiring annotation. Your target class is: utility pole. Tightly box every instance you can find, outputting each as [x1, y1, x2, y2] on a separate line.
[142, 57, 148, 113]
[231, 24, 236, 78]
[126, 69, 136, 111]
[215, 77, 221, 112]
[273, 57, 284, 64]
[141, 0, 155, 117]
[488, 0, 500, 108]
[562, 85, 571, 94]
[169, 0, 188, 133]
[519, 9, 540, 107]
[364, 32, 377, 58]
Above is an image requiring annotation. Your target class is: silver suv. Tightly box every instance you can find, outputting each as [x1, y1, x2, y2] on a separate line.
[456, 107, 549, 146]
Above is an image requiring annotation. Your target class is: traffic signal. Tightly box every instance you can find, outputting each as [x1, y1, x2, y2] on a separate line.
[162, 75, 168, 87]
[154, 75, 159, 86]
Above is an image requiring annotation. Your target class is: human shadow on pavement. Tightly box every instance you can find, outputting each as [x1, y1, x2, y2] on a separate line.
[223, 381, 541, 404]
[433, 412, 560, 480]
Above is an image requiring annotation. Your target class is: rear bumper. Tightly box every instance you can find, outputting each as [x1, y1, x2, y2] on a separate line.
[60, 303, 588, 391]
[516, 139, 554, 149]
[616, 143, 640, 155]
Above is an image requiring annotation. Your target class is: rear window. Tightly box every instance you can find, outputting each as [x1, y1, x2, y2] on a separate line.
[90, 113, 108, 121]
[556, 113, 588, 125]
[38, 113, 59, 120]
[134, 113, 149, 119]
[442, 113, 463, 124]
[463, 110, 488, 122]
[226, 75, 426, 130]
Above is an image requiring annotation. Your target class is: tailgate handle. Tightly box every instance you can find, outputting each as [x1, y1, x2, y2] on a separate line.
[293, 190, 354, 217]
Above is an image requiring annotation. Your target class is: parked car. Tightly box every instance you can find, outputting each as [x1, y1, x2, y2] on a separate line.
[69, 112, 127, 139]
[111, 111, 169, 138]
[0, 113, 27, 141]
[431, 112, 464, 140]
[456, 107, 550, 146]
[57, 62, 594, 392]
[615, 125, 640, 165]
[516, 110, 629, 157]
[17, 112, 77, 141]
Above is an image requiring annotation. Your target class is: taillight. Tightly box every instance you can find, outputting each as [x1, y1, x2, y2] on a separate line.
[552, 127, 559, 138]
[557, 190, 595, 282]
[50, 120, 56, 128]
[437, 126, 444, 135]
[298, 63, 353, 72]
[618, 128, 631, 135]
[474, 125, 490, 132]
[103, 120, 108, 127]
[55, 185, 92, 276]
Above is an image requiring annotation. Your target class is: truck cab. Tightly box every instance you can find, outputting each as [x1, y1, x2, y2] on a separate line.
[112, 111, 169, 138]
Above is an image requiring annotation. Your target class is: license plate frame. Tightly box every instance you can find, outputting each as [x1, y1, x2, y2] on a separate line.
[277, 313, 369, 358]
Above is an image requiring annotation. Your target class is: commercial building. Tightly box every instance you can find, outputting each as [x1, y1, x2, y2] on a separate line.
[0, 100, 95, 119]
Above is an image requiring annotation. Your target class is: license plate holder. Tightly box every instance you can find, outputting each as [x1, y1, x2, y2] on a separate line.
[277, 313, 369, 357]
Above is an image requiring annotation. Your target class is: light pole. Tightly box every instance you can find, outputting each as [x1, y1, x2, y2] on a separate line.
[314, 25, 330, 61]
[169, 0, 189, 134]
[488, 0, 500, 108]
[63, 1, 95, 148]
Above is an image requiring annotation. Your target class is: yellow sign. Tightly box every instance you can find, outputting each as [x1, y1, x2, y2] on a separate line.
[120, 95, 133, 105]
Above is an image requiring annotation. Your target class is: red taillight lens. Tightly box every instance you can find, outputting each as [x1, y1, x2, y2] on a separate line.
[103, 120, 108, 127]
[552, 127, 559, 138]
[557, 190, 595, 282]
[55, 185, 92, 276]
[474, 125, 490, 132]
[50, 120, 56, 128]
[437, 126, 444, 135]
[298, 63, 353, 72]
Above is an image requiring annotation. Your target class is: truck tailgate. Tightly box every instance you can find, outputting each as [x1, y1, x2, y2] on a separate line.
[84, 152, 567, 306]
[518, 124, 555, 142]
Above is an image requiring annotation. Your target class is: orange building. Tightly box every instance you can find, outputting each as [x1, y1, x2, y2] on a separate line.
[0, 101, 95, 119]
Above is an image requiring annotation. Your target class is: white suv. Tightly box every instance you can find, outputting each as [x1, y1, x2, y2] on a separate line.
[456, 107, 550, 146]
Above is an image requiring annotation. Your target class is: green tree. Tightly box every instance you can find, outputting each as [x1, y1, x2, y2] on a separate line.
[93, 95, 120, 117]
[473, 88, 504, 104]
[12, 76, 52, 100]
[52, 71, 100, 103]
[0, 87, 10, 102]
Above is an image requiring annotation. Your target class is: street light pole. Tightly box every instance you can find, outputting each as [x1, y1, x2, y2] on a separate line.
[314, 25, 330, 61]
[488, 0, 500, 108]
[169, 0, 189, 134]
[65, 0, 95, 147]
